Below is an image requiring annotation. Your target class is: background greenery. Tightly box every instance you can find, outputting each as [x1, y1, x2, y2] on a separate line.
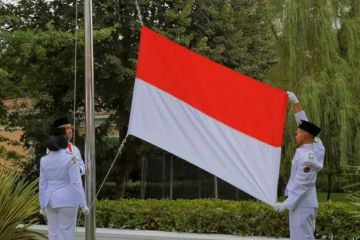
[0, 0, 279, 196]
[1, 0, 360, 237]
[50, 199, 358, 239]
[0, 0, 359, 213]
[0, 168, 44, 240]
[266, 0, 360, 202]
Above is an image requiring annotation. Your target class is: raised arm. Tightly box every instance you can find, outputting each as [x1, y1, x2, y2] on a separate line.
[287, 91, 324, 167]
[287, 91, 308, 124]
[287, 91, 302, 113]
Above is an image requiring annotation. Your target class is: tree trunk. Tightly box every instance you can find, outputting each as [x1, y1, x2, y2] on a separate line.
[114, 127, 131, 199]
[327, 173, 332, 201]
[115, 171, 128, 199]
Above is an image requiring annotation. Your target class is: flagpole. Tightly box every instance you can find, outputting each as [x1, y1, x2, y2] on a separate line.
[84, 0, 96, 239]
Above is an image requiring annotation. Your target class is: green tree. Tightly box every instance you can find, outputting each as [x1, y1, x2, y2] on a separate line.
[267, 0, 360, 199]
[0, 0, 114, 179]
[1, 0, 278, 198]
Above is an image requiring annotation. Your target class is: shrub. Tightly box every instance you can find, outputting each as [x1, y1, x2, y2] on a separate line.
[33, 198, 360, 239]
[0, 168, 45, 240]
[317, 201, 360, 239]
[84, 199, 358, 239]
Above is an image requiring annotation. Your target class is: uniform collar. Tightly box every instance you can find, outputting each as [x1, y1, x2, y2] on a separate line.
[48, 149, 66, 154]
[299, 143, 314, 150]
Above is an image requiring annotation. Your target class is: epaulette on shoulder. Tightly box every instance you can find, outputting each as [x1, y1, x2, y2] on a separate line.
[65, 150, 73, 155]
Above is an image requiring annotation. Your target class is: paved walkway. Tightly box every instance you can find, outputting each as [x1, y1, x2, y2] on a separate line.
[31, 225, 289, 240]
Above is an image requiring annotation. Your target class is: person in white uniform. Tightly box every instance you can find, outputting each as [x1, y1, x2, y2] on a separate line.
[39, 128, 89, 240]
[51, 117, 85, 175]
[273, 92, 325, 240]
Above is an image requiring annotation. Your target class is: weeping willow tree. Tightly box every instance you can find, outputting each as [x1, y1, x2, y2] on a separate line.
[267, 0, 360, 199]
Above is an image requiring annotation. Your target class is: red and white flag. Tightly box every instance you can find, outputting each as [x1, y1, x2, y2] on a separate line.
[128, 27, 287, 204]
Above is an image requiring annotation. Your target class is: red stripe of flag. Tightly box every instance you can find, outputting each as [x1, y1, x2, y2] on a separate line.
[136, 27, 287, 147]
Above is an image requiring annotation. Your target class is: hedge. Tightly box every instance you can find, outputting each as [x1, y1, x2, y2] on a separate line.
[75, 199, 359, 239]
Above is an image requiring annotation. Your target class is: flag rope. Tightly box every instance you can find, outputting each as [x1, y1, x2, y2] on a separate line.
[72, 0, 78, 145]
[77, 134, 128, 223]
[135, 0, 144, 26]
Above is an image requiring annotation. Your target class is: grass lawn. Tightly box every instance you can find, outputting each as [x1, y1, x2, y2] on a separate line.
[317, 192, 349, 202]
[278, 192, 351, 203]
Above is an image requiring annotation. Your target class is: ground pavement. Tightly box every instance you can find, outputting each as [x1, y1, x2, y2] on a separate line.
[31, 225, 290, 240]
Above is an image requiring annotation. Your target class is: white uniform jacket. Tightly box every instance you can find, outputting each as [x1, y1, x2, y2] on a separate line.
[284, 111, 325, 211]
[68, 142, 85, 175]
[46, 142, 85, 175]
[39, 149, 87, 209]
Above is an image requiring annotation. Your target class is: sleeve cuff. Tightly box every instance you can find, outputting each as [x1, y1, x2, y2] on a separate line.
[295, 111, 308, 124]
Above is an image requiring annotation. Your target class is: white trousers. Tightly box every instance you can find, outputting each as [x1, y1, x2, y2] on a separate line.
[45, 207, 77, 240]
[289, 207, 316, 240]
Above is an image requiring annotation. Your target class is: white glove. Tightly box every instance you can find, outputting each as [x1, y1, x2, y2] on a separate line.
[81, 206, 89, 215]
[272, 203, 287, 212]
[40, 209, 46, 216]
[287, 91, 299, 104]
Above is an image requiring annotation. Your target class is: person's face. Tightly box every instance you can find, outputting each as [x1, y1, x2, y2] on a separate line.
[58, 124, 72, 141]
[295, 128, 307, 146]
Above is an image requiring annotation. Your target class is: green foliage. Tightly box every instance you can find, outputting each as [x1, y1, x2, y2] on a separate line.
[317, 192, 349, 202]
[317, 201, 360, 239]
[348, 193, 360, 219]
[0, 135, 25, 164]
[0, 168, 44, 240]
[0, 0, 278, 197]
[344, 153, 360, 221]
[267, 0, 360, 195]
[67, 199, 360, 238]
[90, 199, 288, 237]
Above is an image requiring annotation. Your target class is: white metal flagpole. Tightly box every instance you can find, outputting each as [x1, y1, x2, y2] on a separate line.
[84, 0, 96, 239]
